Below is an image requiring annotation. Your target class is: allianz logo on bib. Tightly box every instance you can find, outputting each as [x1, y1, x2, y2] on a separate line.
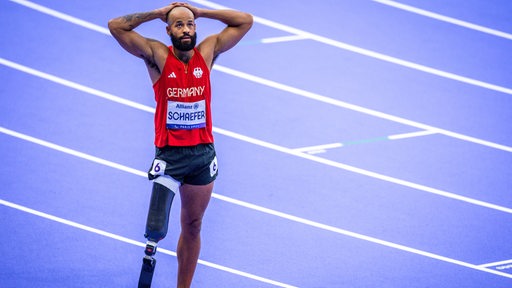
[175, 103, 201, 110]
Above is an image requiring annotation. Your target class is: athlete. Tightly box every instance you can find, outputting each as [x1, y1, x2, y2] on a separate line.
[108, 3, 253, 287]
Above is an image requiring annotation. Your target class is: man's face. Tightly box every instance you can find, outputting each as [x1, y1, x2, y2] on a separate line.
[167, 7, 197, 51]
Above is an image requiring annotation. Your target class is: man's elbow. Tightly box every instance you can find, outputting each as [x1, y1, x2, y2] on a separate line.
[107, 18, 120, 33]
[108, 17, 130, 36]
[243, 12, 254, 26]
[237, 12, 253, 31]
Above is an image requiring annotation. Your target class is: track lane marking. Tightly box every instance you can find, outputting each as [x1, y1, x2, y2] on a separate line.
[480, 259, 512, 268]
[0, 60, 510, 213]
[189, 0, 512, 96]
[372, 0, 512, 40]
[1, 130, 512, 280]
[211, 65, 512, 153]
[0, 198, 298, 288]
[293, 130, 438, 154]
[5, 1, 512, 153]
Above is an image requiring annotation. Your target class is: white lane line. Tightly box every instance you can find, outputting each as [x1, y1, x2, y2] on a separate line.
[5, 1, 512, 280]
[11, 0, 512, 96]
[211, 195, 512, 280]
[1, 59, 511, 214]
[0, 126, 148, 178]
[0, 198, 298, 288]
[0, 58, 154, 113]
[2, 130, 512, 280]
[214, 65, 512, 153]
[372, 0, 512, 40]
[293, 143, 343, 153]
[215, 126, 512, 214]
[5, 123, 509, 217]
[4, 2, 512, 153]
[189, 0, 512, 96]
[3, 56, 509, 154]
[388, 130, 438, 140]
[479, 259, 512, 268]
[261, 35, 309, 44]
[9, 0, 305, 46]
[294, 130, 437, 154]
[9, 0, 111, 36]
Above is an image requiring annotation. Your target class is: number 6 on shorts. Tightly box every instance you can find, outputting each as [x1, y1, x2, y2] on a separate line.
[149, 159, 167, 179]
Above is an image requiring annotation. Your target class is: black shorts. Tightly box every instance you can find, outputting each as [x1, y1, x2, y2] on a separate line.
[148, 144, 218, 185]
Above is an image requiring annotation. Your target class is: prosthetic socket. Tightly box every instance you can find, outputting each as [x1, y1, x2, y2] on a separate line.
[145, 181, 175, 242]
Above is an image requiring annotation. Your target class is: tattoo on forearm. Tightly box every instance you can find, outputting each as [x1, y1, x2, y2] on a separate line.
[122, 12, 155, 25]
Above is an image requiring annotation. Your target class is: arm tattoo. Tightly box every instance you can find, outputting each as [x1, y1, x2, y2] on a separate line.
[144, 57, 160, 73]
[122, 12, 156, 28]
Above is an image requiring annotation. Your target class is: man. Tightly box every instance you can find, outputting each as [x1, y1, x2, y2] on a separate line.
[108, 3, 252, 287]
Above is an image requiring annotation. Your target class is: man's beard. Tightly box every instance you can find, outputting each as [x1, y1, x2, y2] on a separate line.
[170, 33, 197, 51]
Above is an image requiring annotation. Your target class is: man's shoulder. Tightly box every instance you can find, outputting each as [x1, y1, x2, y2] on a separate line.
[152, 42, 170, 64]
[196, 35, 218, 69]
[197, 34, 217, 52]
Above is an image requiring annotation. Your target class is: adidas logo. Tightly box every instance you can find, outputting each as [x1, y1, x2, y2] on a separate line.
[168, 72, 176, 78]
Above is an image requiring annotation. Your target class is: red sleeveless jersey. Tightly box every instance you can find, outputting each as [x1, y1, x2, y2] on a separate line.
[153, 47, 213, 147]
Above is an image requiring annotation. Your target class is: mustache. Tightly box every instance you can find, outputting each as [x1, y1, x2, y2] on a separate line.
[180, 33, 193, 39]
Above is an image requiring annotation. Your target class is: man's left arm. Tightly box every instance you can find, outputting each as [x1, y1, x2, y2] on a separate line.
[185, 4, 253, 67]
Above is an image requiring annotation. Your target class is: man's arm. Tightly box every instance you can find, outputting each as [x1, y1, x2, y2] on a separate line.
[107, 6, 174, 68]
[185, 4, 253, 67]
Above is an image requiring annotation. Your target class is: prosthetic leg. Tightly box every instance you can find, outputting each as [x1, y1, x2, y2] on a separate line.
[138, 175, 179, 288]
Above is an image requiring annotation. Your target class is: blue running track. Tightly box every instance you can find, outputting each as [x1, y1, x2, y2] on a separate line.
[1, 0, 512, 287]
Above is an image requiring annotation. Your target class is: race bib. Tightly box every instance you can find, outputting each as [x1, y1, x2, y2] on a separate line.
[167, 100, 206, 130]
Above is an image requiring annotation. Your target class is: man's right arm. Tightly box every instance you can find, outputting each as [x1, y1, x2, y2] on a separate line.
[108, 7, 170, 63]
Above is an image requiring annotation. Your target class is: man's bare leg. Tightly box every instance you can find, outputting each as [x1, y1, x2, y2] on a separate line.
[177, 182, 214, 288]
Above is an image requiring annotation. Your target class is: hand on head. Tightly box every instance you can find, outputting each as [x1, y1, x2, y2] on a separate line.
[168, 2, 199, 19]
